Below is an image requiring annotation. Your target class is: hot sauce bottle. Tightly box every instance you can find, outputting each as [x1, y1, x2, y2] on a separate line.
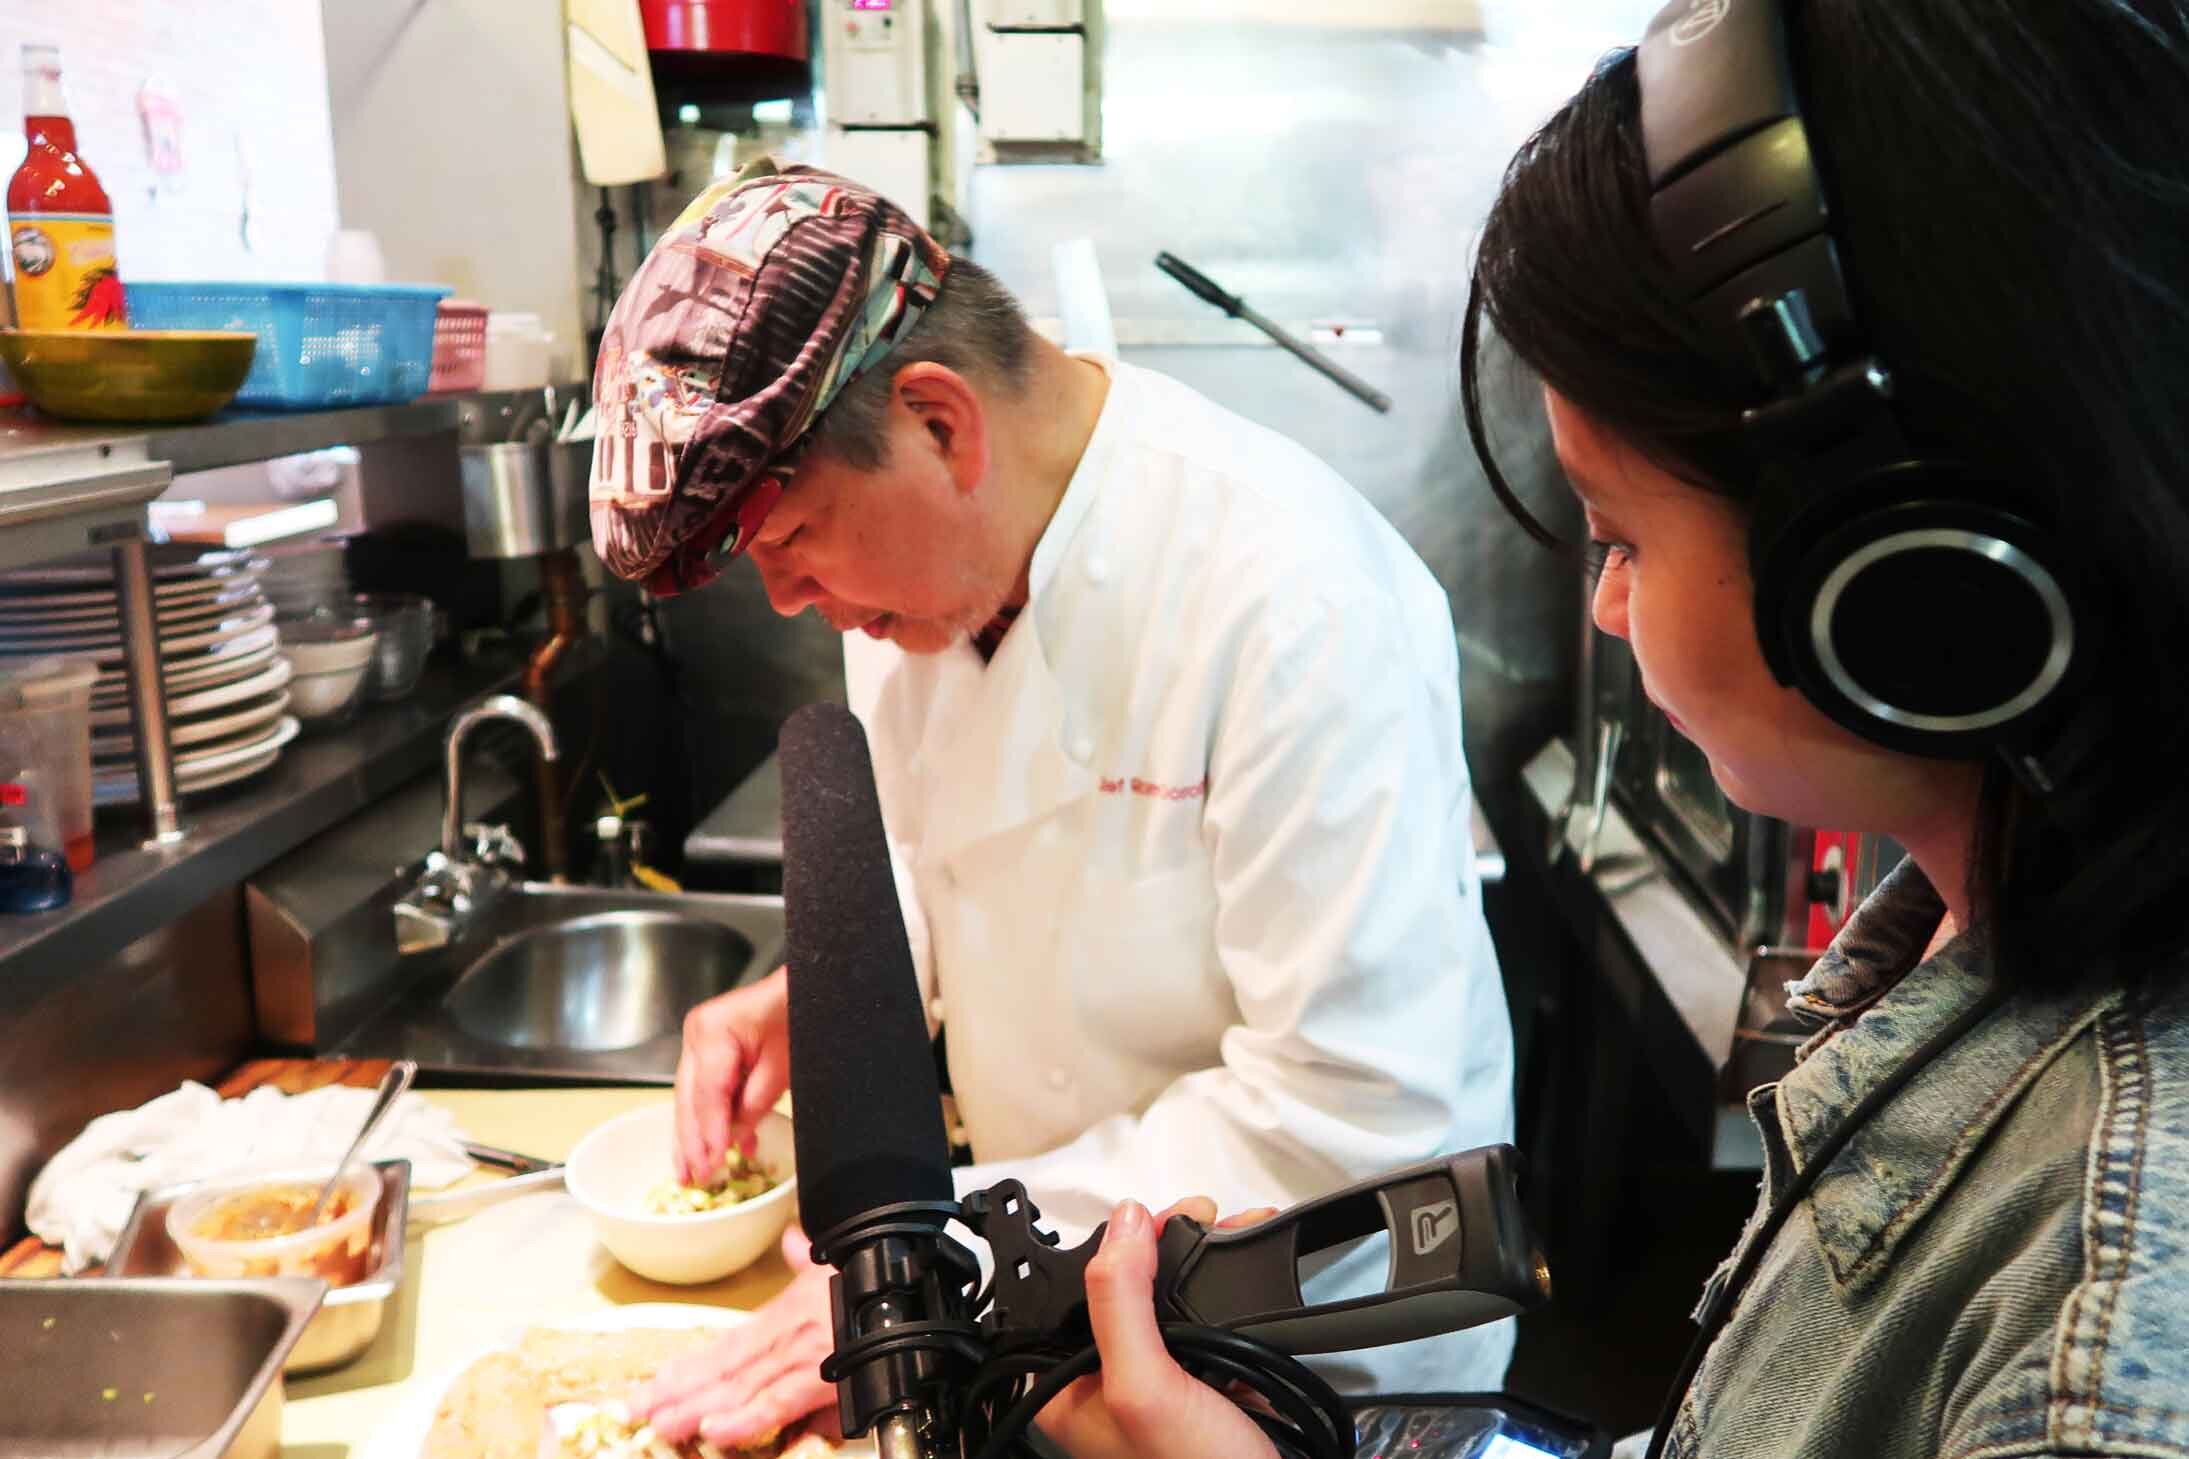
[7, 44, 127, 331]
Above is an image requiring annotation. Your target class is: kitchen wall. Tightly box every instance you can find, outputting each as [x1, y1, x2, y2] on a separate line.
[317, 0, 589, 355]
[0, 0, 340, 282]
[1, 0, 590, 340]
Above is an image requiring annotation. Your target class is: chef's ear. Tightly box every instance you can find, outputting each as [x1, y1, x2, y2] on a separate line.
[891, 362, 990, 497]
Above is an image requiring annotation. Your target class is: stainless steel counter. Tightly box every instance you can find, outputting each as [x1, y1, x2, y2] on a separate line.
[685, 748, 787, 867]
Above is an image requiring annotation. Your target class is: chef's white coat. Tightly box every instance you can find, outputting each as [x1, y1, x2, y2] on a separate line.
[843, 356, 1517, 1395]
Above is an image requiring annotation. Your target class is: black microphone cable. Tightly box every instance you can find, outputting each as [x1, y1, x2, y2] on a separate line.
[814, 1267, 1356, 1458]
[959, 1322, 1355, 1459]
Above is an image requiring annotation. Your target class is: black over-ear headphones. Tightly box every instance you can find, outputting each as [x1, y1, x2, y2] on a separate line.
[1636, 0, 2088, 763]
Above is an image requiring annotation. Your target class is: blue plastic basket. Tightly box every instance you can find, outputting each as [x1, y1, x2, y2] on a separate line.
[125, 282, 452, 410]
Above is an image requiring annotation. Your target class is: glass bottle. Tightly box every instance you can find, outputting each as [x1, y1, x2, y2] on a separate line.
[7, 44, 127, 331]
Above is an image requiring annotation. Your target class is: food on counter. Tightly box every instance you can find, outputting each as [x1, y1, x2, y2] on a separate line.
[643, 1150, 780, 1216]
[544, 1398, 841, 1459]
[424, 1326, 835, 1459]
[516, 1326, 723, 1404]
[424, 1351, 546, 1459]
[191, 1180, 358, 1241]
[164, 1167, 381, 1288]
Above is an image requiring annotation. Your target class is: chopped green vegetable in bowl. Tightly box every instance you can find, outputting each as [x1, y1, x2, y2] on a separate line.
[642, 1149, 780, 1216]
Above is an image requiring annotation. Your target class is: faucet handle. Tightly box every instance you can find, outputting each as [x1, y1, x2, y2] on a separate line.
[464, 821, 527, 872]
[393, 843, 516, 956]
[394, 852, 470, 956]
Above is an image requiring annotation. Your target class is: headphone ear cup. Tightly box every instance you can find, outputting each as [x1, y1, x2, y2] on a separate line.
[1753, 468, 2083, 756]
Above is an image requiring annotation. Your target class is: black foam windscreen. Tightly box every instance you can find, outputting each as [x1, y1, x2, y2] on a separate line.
[779, 702, 956, 1241]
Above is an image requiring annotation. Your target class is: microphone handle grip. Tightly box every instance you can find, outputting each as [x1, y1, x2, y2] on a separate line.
[1150, 1145, 1551, 1356]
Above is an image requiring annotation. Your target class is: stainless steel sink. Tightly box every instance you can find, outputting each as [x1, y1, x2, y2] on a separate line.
[333, 884, 783, 1082]
[446, 910, 753, 1051]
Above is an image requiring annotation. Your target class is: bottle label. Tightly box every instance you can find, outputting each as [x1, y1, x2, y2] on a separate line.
[9, 214, 127, 329]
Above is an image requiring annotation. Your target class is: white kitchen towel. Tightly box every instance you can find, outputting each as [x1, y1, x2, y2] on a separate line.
[25, 1080, 477, 1273]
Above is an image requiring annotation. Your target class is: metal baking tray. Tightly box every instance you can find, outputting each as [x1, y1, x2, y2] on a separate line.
[106, 1158, 410, 1374]
[0, 1274, 323, 1458]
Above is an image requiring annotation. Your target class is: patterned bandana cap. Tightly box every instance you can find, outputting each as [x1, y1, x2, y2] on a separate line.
[588, 158, 950, 595]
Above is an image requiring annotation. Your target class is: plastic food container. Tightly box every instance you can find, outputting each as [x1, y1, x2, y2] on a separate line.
[480, 311, 553, 391]
[0, 656, 97, 871]
[165, 1165, 383, 1289]
[125, 281, 450, 410]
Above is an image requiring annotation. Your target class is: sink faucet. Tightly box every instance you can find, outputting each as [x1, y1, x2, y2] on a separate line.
[394, 694, 561, 955]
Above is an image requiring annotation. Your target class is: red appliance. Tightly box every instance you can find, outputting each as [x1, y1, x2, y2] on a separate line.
[641, 0, 810, 104]
[642, 0, 809, 62]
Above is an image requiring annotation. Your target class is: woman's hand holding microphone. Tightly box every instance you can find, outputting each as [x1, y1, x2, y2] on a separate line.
[1036, 1198, 1285, 1459]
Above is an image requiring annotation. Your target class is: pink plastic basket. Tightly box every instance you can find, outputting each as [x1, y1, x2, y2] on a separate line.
[428, 300, 490, 395]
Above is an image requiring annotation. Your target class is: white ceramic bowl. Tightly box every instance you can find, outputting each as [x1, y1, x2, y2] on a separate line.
[288, 663, 371, 722]
[275, 610, 378, 675]
[280, 632, 376, 676]
[565, 1103, 798, 1286]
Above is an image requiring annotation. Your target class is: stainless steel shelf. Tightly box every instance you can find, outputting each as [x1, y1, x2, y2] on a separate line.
[0, 392, 531, 845]
[0, 461, 168, 576]
[150, 398, 466, 474]
[0, 397, 467, 497]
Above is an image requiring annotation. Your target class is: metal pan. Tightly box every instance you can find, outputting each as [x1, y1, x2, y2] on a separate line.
[105, 1158, 410, 1375]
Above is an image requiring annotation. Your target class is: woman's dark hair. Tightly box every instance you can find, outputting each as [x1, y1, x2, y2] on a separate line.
[1463, 0, 2189, 992]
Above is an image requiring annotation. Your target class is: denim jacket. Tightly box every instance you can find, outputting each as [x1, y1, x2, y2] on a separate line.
[1665, 859, 2189, 1459]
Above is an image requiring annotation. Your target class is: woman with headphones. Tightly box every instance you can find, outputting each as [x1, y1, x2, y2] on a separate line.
[1034, 1, 2189, 1456]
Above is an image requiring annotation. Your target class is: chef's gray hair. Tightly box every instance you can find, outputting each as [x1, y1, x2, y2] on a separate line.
[807, 257, 1036, 471]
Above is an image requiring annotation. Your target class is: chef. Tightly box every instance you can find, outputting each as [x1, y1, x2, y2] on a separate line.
[588, 160, 1515, 1452]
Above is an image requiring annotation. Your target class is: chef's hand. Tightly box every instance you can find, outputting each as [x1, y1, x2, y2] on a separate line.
[1037, 1199, 1284, 1459]
[631, 1223, 838, 1450]
[674, 965, 792, 1185]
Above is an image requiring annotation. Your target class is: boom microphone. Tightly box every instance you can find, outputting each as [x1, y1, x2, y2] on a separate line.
[780, 702, 981, 1457]
[779, 701, 956, 1237]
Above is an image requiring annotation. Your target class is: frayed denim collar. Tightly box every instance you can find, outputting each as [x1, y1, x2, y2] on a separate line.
[1763, 860, 2109, 1295]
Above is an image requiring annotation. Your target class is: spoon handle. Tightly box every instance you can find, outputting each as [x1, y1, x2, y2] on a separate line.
[306, 1060, 416, 1227]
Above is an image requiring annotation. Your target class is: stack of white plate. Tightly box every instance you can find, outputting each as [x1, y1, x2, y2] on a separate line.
[0, 548, 302, 805]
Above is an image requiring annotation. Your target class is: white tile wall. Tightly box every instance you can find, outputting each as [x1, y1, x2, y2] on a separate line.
[0, 0, 340, 284]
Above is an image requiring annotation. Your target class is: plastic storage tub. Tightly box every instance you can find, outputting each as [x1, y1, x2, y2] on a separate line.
[165, 1164, 383, 1288]
[0, 656, 97, 871]
[480, 311, 554, 390]
[126, 281, 450, 410]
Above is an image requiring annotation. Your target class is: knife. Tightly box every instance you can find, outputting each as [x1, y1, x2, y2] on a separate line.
[461, 1139, 559, 1174]
[1154, 250, 1394, 414]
